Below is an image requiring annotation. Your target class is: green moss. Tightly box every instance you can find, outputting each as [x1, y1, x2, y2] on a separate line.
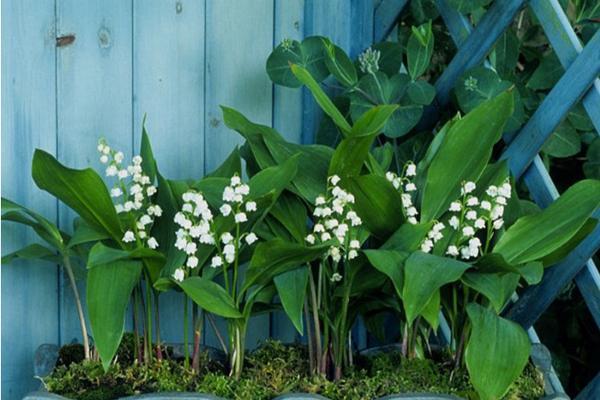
[45, 340, 545, 400]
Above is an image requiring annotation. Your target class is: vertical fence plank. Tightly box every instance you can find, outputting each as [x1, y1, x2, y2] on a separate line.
[204, 0, 274, 350]
[133, 0, 206, 346]
[1, 1, 59, 398]
[56, 0, 133, 345]
[271, 0, 305, 343]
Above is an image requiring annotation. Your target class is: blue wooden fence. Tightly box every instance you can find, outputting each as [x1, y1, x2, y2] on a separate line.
[2, 0, 599, 399]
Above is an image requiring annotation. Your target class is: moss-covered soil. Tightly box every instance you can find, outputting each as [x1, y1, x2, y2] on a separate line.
[44, 339, 544, 400]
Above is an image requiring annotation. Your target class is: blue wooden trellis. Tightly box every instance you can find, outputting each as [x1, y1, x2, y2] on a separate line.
[340, 0, 600, 398]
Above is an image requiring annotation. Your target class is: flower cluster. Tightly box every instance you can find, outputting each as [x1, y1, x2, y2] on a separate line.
[358, 47, 380, 74]
[305, 175, 363, 281]
[386, 161, 418, 224]
[420, 180, 511, 261]
[171, 175, 259, 282]
[97, 139, 161, 249]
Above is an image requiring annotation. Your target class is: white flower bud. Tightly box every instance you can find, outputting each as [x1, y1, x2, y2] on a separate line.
[315, 196, 326, 205]
[405, 183, 417, 192]
[234, 212, 247, 223]
[111, 187, 123, 198]
[220, 203, 232, 216]
[147, 237, 158, 249]
[172, 268, 185, 282]
[245, 201, 257, 212]
[100, 155, 109, 164]
[123, 230, 135, 243]
[474, 218, 486, 229]
[466, 197, 479, 206]
[421, 239, 434, 253]
[230, 175, 241, 186]
[211, 256, 223, 268]
[331, 272, 342, 282]
[132, 155, 143, 165]
[350, 240, 360, 249]
[480, 200, 492, 211]
[114, 152, 124, 164]
[329, 175, 341, 185]
[221, 232, 234, 244]
[446, 245, 459, 256]
[245, 232, 258, 245]
[462, 181, 476, 195]
[406, 162, 417, 177]
[185, 242, 197, 255]
[187, 256, 199, 268]
[449, 202, 462, 212]
[493, 219, 504, 230]
[486, 185, 498, 197]
[348, 250, 358, 260]
[385, 172, 396, 182]
[449, 216, 460, 229]
[305, 234, 315, 245]
[462, 226, 475, 237]
[466, 210, 477, 220]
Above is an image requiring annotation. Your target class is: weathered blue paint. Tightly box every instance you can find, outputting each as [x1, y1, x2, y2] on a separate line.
[1, 1, 60, 399]
[575, 372, 600, 400]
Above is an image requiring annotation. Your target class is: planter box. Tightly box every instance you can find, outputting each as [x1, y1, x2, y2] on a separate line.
[24, 392, 464, 400]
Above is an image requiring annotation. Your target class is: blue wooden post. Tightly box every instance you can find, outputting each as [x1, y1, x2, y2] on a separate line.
[1, 2, 59, 399]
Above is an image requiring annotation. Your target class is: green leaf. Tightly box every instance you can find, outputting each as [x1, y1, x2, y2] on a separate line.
[274, 267, 309, 334]
[179, 277, 242, 319]
[291, 63, 352, 134]
[543, 121, 581, 158]
[329, 106, 398, 177]
[68, 219, 110, 248]
[584, 138, 600, 179]
[421, 290, 440, 330]
[539, 218, 597, 267]
[268, 193, 308, 243]
[403, 252, 470, 325]
[87, 260, 142, 370]
[324, 41, 357, 88]
[243, 239, 330, 293]
[455, 67, 511, 113]
[421, 90, 514, 221]
[527, 53, 563, 90]
[372, 42, 403, 76]
[87, 242, 164, 269]
[2, 197, 64, 249]
[140, 122, 158, 183]
[32, 150, 123, 243]
[248, 155, 299, 199]
[406, 80, 436, 105]
[344, 175, 405, 239]
[494, 179, 600, 264]
[363, 250, 407, 297]
[267, 36, 329, 88]
[1, 243, 59, 265]
[381, 222, 434, 252]
[493, 30, 519, 79]
[407, 21, 434, 80]
[462, 272, 519, 312]
[466, 303, 531, 400]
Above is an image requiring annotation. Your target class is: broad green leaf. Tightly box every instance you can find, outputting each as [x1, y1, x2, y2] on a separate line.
[274, 267, 309, 334]
[363, 250, 407, 297]
[406, 80, 436, 105]
[1, 243, 59, 265]
[349, 73, 420, 138]
[221, 106, 332, 202]
[421, 90, 514, 221]
[324, 41, 357, 88]
[466, 303, 531, 400]
[248, 155, 299, 199]
[87, 259, 142, 370]
[291, 63, 352, 134]
[381, 222, 434, 252]
[527, 53, 563, 90]
[267, 36, 329, 88]
[475, 253, 543, 285]
[179, 277, 242, 319]
[87, 242, 164, 269]
[584, 138, 600, 179]
[542, 121, 581, 158]
[68, 219, 110, 248]
[455, 67, 511, 113]
[2, 197, 64, 249]
[268, 193, 308, 243]
[421, 290, 440, 330]
[406, 21, 434, 80]
[403, 252, 470, 325]
[493, 30, 519, 79]
[494, 179, 600, 264]
[350, 104, 399, 137]
[371, 143, 394, 171]
[32, 150, 123, 243]
[462, 272, 519, 312]
[372, 42, 403, 76]
[539, 218, 597, 267]
[243, 239, 330, 293]
[344, 175, 405, 239]
[329, 106, 397, 177]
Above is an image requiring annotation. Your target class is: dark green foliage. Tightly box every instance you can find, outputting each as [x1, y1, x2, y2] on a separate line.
[45, 340, 544, 400]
